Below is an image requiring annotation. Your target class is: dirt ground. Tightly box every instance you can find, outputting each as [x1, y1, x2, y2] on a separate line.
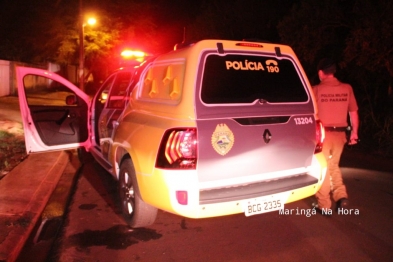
[0, 96, 27, 179]
[0, 119, 26, 179]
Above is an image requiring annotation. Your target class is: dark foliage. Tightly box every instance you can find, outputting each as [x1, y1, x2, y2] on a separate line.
[0, 0, 392, 156]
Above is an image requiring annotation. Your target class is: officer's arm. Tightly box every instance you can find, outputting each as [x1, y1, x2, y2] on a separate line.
[349, 110, 359, 144]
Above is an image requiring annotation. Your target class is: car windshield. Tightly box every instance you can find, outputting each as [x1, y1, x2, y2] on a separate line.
[201, 54, 308, 104]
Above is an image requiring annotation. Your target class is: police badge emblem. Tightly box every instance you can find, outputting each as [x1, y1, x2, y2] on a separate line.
[211, 124, 235, 156]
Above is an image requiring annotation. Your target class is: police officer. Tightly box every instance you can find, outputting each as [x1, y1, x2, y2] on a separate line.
[313, 58, 359, 213]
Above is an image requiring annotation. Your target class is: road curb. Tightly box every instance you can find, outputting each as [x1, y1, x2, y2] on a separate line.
[0, 151, 70, 262]
[17, 150, 81, 262]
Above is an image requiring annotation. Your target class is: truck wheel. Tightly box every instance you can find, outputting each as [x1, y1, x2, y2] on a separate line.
[119, 158, 158, 228]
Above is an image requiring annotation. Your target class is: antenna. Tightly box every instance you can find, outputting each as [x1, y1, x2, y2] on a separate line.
[174, 27, 188, 50]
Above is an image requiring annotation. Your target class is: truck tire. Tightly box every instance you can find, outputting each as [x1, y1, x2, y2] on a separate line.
[119, 158, 158, 228]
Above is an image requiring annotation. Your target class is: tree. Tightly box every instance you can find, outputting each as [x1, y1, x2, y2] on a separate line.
[187, 0, 296, 43]
[277, 0, 393, 156]
[54, 0, 159, 91]
[344, 0, 393, 155]
[0, 0, 66, 62]
[277, 0, 352, 72]
[0, 0, 159, 91]
[344, 0, 393, 77]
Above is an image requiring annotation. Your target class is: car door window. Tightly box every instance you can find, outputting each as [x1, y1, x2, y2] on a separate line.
[97, 75, 115, 105]
[23, 74, 78, 106]
[21, 74, 88, 146]
[97, 72, 133, 159]
[93, 75, 115, 145]
[107, 72, 133, 108]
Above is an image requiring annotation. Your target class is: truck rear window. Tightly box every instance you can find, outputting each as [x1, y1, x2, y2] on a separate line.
[201, 54, 308, 104]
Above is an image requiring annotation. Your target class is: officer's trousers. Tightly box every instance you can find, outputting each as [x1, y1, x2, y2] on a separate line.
[316, 131, 348, 209]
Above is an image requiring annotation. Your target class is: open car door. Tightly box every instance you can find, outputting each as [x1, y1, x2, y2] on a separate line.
[16, 67, 91, 153]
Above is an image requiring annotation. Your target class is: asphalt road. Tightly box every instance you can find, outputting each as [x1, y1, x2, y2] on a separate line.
[46, 155, 393, 262]
[1, 95, 392, 261]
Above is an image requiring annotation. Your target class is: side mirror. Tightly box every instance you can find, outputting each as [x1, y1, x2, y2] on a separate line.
[66, 95, 77, 105]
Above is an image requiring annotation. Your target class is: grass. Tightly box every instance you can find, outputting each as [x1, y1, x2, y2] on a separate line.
[0, 130, 27, 177]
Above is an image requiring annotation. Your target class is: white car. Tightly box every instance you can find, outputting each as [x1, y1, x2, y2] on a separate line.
[17, 39, 327, 228]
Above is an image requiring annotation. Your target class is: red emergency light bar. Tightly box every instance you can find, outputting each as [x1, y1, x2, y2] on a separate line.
[121, 50, 147, 62]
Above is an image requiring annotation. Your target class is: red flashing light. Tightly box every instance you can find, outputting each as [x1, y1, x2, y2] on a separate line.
[236, 42, 264, 48]
[121, 49, 147, 62]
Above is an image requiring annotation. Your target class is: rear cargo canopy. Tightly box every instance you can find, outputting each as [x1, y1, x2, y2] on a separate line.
[192, 49, 316, 184]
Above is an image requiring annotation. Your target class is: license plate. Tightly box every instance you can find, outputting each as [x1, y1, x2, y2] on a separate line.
[243, 195, 285, 217]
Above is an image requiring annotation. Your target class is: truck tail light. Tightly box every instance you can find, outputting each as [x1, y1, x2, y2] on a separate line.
[156, 128, 197, 169]
[314, 120, 325, 154]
